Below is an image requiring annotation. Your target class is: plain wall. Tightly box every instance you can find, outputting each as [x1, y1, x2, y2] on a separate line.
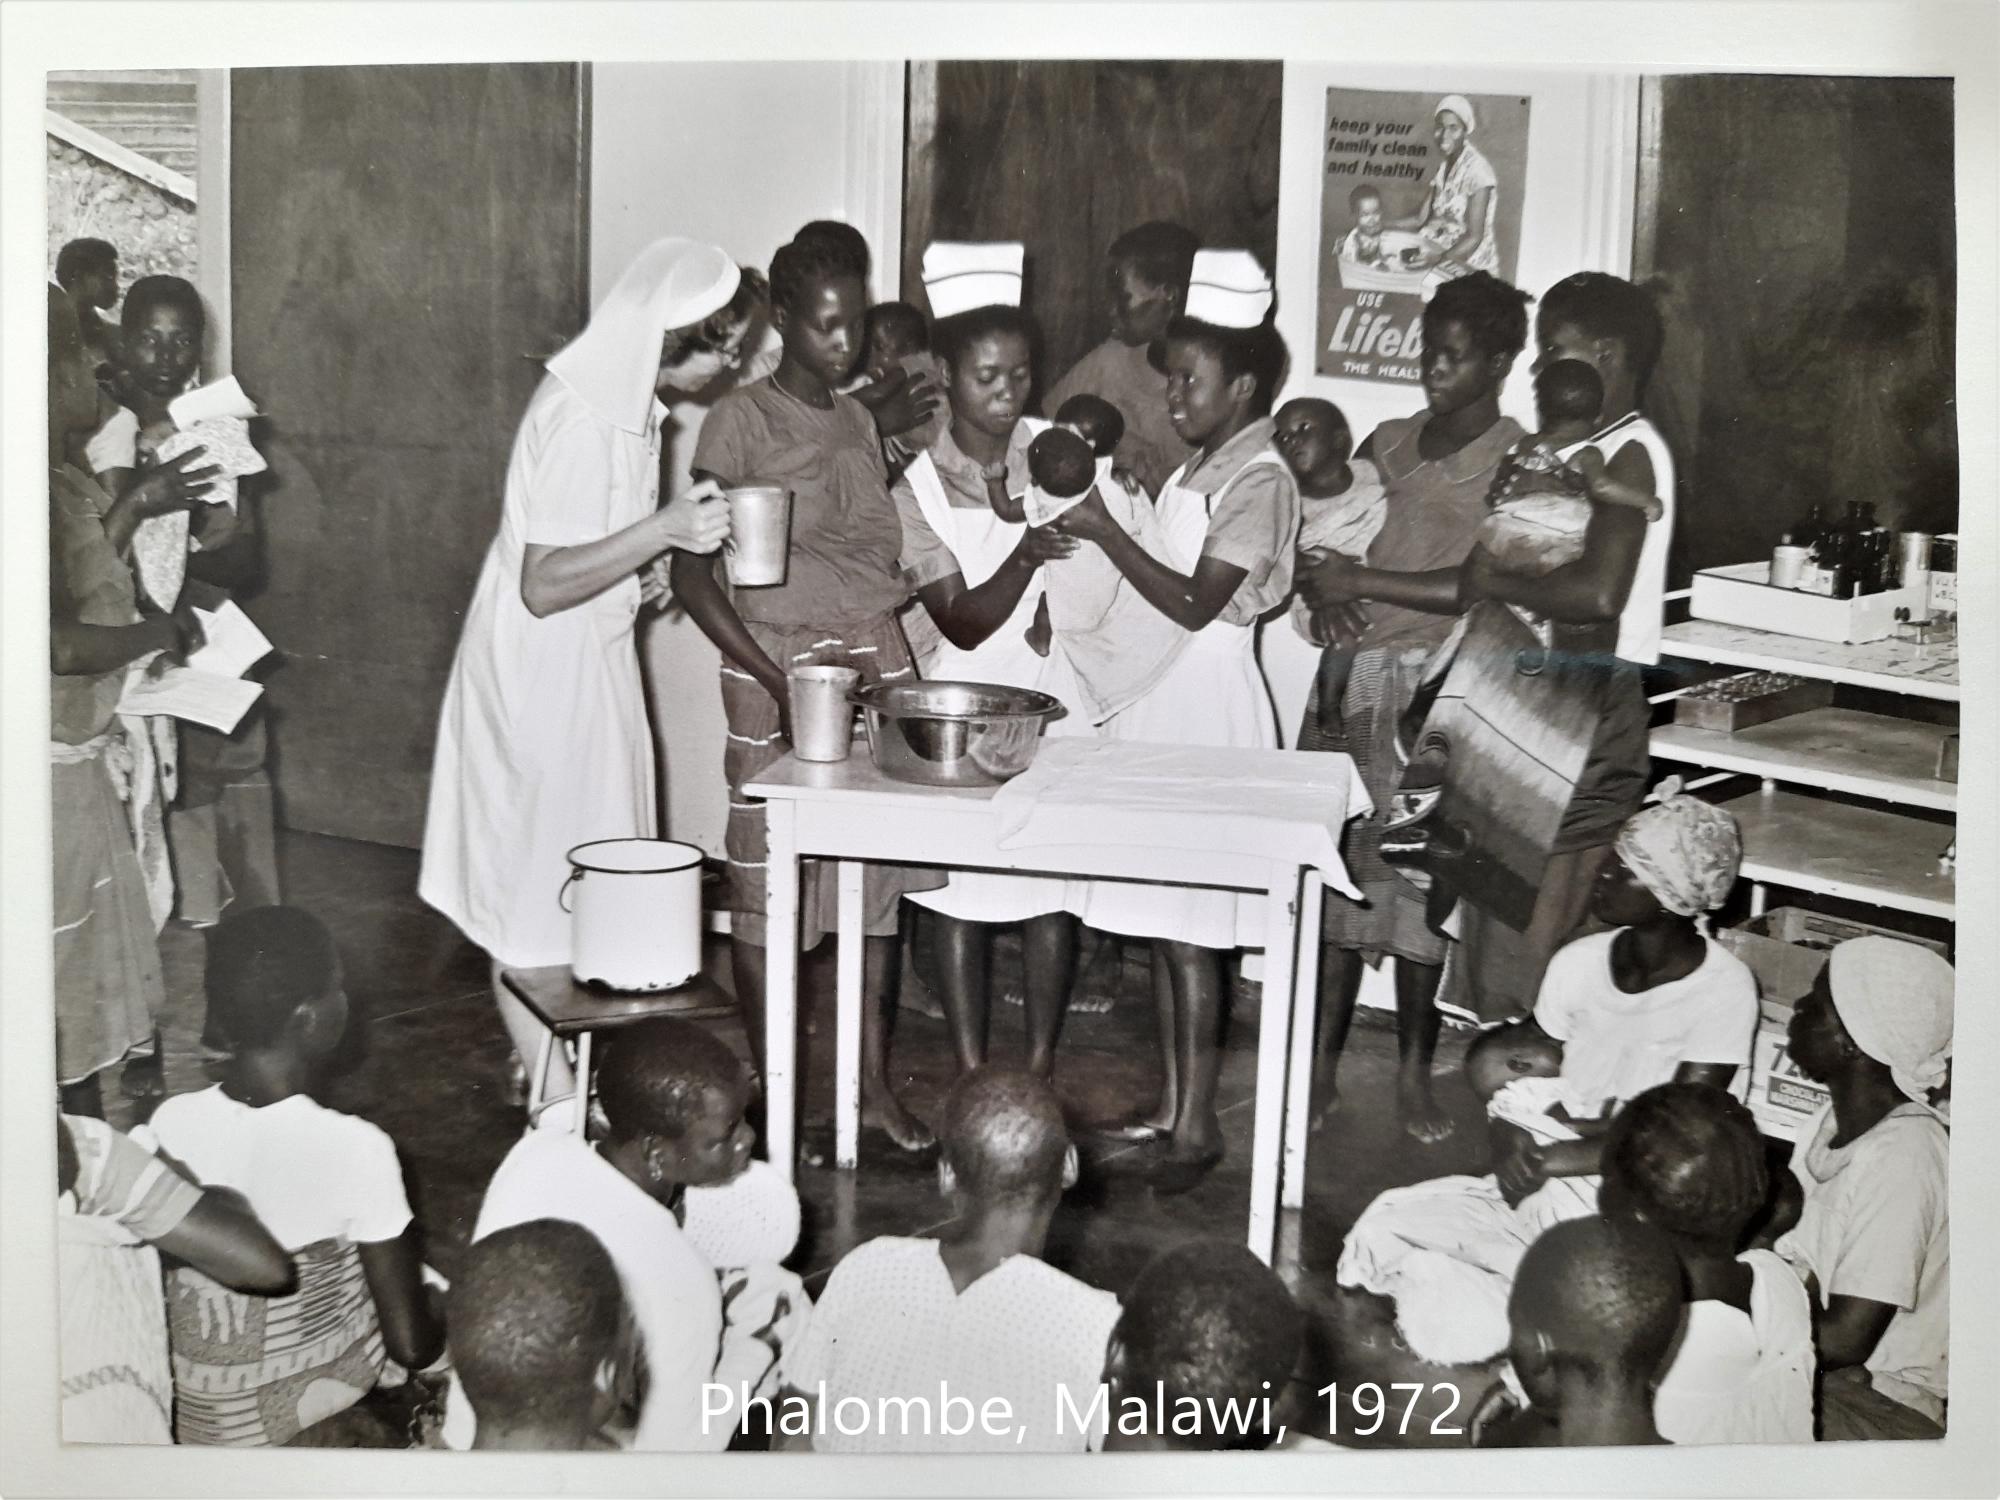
[591, 61, 901, 855]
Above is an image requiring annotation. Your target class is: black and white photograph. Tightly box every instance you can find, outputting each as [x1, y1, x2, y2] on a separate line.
[4, 4, 1995, 1496]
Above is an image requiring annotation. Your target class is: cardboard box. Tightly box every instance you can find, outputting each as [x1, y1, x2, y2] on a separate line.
[1672, 671, 1834, 733]
[1690, 561, 1928, 644]
[1720, 908, 1951, 1141]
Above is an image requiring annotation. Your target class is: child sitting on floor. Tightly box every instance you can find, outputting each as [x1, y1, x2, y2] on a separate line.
[446, 1017, 808, 1452]
[780, 1068, 1120, 1453]
[1100, 1240, 1304, 1452]
[57, 1111, 291, 1446]
[446, 1219, 633, 1452]
[1275, 396, 1387, 751]
[1476, 1216, 1680, 1448]
[138, 906, 445, 1445]
[1600, 1082, 1814, 1445]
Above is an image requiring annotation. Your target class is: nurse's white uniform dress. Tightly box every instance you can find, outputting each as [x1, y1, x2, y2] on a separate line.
[1074, 447, 1288, 951]
[904, 419, 1087, 924]
[420, 238, 739, 968]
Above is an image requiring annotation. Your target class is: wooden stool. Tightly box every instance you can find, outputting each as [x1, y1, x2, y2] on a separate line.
[498, 967, 737, 1135]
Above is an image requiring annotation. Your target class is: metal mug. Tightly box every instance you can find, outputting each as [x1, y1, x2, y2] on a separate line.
[723, 485, 791, 587]
[788, 666, 860, 762]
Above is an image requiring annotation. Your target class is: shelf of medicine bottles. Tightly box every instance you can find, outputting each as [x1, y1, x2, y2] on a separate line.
[1721, 787, 1955, 921]
[1660, 619, 1959, 701]
[1650, 709, 1957, 813]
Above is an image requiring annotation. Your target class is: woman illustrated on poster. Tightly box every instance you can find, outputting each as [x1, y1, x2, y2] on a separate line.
[1395, 94, 1502, 282]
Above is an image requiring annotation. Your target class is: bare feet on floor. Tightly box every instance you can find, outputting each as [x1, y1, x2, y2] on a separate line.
[863, 1085, 935, 1153]
[1397, 1071, 1455, 1144]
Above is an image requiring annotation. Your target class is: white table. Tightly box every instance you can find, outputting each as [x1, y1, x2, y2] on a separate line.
[745, 745, 1363, 1263]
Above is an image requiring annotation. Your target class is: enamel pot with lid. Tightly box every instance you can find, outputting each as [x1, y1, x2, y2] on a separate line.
[560, 838, 704, 992]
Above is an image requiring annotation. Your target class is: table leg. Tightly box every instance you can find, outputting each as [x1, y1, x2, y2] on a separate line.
[572, 1031, 593, 1138]
[764, 802, 801, 1182]
[1247, 862, 1302, 1265]
[1282, 875, 1323, 1211]
[525, 1026, 554, 1136]
[835, 859, 865, 1170]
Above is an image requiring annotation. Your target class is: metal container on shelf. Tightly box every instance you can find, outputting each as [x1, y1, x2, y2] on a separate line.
[851, 680, 1065, 787]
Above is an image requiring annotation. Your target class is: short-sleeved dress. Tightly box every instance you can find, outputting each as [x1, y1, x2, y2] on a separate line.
[140, 1087, 416, 1446]
[693, 376, 942, 947]
[1422, 142, 1502, 274]
[420, 376, 660, 967]
[784, 1236, 1121, 1453]
[51, 466, 168, 1084]
[58, 1113, 203, 1444]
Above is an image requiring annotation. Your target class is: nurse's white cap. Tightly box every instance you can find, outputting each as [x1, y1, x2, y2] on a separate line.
[1183, 249, 1273, 329]
[923, 241, 1025, 319]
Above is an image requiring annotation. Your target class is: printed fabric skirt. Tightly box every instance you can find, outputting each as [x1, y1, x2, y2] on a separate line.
[722, 614, 946, 948]
[1318, 644, 1452, 967]
[51, 746, 165, 1084]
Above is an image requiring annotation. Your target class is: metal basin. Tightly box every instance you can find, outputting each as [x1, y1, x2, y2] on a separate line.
[851, 680, 1066, 787]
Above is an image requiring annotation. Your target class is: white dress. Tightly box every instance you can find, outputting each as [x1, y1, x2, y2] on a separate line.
[784, 1236, 1121, 1453]
[903, 426, 1087, 924]
[419, 377, 659, 967]
[1074, 451, 1285, 949]
[1653, 1250, 1816, 1446]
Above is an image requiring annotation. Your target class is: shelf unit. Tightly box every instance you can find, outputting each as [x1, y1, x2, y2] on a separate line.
[1654, 620, 1958, 926]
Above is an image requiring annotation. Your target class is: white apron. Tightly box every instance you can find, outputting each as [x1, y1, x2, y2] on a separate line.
[1075, 451, 1283, 949]
[903, 440, 1084, 924]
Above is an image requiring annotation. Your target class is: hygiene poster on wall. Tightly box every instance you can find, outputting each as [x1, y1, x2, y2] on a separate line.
[1316, 87, 1531, 383]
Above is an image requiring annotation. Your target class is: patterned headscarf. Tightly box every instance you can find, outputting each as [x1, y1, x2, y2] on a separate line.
[1614, 777, 1743, 918]
[1829, 936, 1955, 1104]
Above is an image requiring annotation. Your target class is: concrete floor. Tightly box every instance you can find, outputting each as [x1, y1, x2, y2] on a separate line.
[106, 829, 1497, 1434]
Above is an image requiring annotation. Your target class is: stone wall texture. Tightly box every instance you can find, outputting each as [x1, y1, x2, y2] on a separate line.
[47, 137, 197, 286]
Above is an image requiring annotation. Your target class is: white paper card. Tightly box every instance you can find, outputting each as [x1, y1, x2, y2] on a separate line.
[168, 374, 260, 426]
[185, 601, 274, 681]
[117, 668, 264, 734]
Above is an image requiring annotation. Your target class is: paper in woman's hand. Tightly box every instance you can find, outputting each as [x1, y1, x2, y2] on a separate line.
[167, 375, 259, 426]
[184, 601, 275, 681]
[117, 668, 263, 734]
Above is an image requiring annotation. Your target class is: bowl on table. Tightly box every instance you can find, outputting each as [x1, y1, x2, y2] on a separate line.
[850, 680, 1066, 787]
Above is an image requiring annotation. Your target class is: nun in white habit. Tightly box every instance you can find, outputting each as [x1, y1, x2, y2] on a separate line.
[420, 237, 758, 1099]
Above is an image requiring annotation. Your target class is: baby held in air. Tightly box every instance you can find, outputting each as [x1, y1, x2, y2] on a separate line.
[1019, 397, 1189, 725]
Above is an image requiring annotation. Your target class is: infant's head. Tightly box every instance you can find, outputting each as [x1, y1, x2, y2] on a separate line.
[864, 300, 930, 381]
[1534, 357, 1604, 434]
[1350, 185, 1385, 235]
[1464, 1022, 1563, 1102]
[1053, 393, 1125, 459]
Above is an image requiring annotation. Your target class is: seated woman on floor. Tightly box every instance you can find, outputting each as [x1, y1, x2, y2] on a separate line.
[1764, 937, 1953, 1441]
[776, 1068, 1119, 1454]
[1600, 1082, 1814, 1445]
[1334, 783, 1757, 1366]
[445, 1016, 809, 1452]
